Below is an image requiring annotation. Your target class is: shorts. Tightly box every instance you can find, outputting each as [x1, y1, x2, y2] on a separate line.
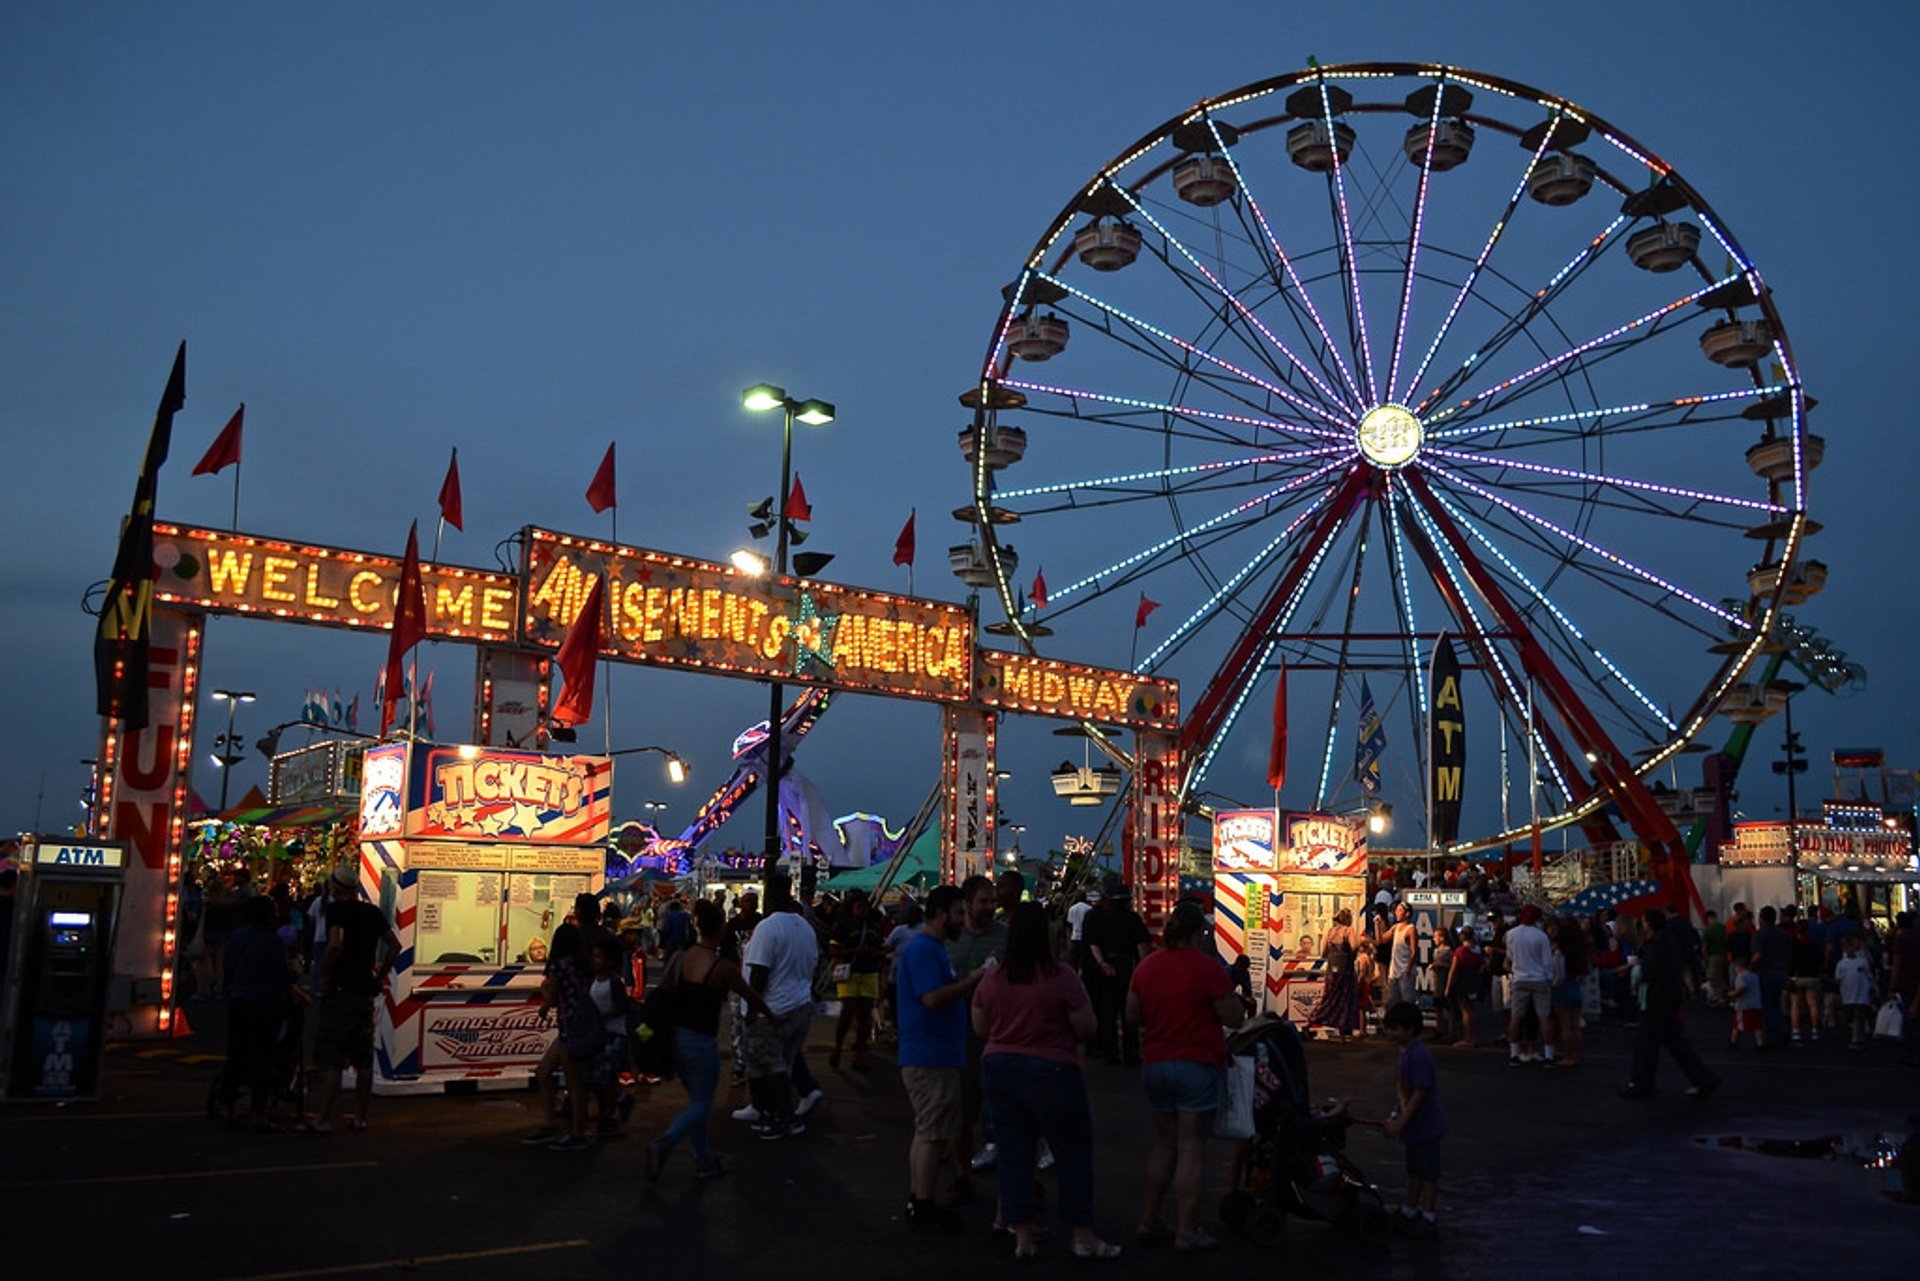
[901, 1065, 964, 1142]
[1788, 977, 1821, 994]
[313, 992, 375, 1071]
[835, 972, 880, 1001]
[1404, 1138, 1443, 1182]
[1733, 1009, 1763, 1032]
[1551, 979, 1584, 1010]
[1508, 979, 1553, 1022]
[1142, 1058, 1223, 1113]
[745, 1005, 811, 1079]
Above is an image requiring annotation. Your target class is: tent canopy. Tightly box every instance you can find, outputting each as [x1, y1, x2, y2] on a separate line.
[820, 825, 939, 893]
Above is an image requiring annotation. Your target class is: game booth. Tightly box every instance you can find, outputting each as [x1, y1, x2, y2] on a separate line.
[354, 741, 611, 1094]
[1211, 810, 1369, 1022]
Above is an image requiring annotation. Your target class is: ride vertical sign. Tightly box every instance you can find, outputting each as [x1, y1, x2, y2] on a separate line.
[1427, 637, 1465, 846]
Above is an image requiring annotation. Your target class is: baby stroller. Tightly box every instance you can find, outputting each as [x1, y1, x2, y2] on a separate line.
[205, 999, 310, 1125]
[1218, 1015, 1388, 1247]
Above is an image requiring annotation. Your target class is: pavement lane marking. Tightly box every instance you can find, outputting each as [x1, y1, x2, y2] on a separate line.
[223, 1239, 593, 1280]
[0, 1160, 376, 1189]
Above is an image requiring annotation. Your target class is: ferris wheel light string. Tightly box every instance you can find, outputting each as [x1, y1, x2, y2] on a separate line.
[1424, 273, 1731, 428]
[1053, 456, 1349, 607]
[1316, 78, 1380, 404]
[1427, 483, 1675, 729]
[998, 376, 1352, 443]
[985, 272, 1040, 377]
[1421, 459, 1746, 628]
[1099, 190, 1355, 417]
[1428, 385, 1770, 442]
[1036, 265, 1351, 426]
[1135, 483, 1342, 672]
[1385, 75, 1450, 401]
[1400, 114, 1563, 404]
[994, 443, 1349, 502]
[1422, 444, 1784, 514]
[1383, 484, 1428, 716]
[1203, 118, 1366, 406]
[1400, 490, 1573, 798]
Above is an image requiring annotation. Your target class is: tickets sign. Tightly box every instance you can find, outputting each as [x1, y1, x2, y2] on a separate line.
[522, 528, 974, 701]
[410, 745, 612, 845]
[152, 524, 518, 642]
[1281, 813, 1368, 876]
[1212, 810, 1278, 873]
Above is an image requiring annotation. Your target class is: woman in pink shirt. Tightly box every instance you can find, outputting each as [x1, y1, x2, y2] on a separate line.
[972, 902, 1120, 1261]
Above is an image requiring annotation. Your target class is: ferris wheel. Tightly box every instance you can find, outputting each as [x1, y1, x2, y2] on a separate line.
[954, 63, 1821, 857]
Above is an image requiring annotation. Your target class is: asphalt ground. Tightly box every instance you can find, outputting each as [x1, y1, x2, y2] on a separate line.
[6, 1003, 1915, 1280]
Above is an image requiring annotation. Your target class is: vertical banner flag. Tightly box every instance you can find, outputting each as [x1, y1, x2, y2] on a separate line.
[1428, 636, 1465, 845]
[550, 573, 606, 728]
[1266, 660, 1288, 792]
[1031, 568, 1048, 611]
[438, 447, 464, 531]
[785, 474, 811, 522]
[892, 509, 916, 566]
[1353, 676, 1385, 797]
[585, 443, 617, 514]
[191, 404, 244, 476]
[420, 669, 437, 739]
[381, 522, 427, 735]
[1134, 593, 1159, 628]
[95, 341, 186, 728]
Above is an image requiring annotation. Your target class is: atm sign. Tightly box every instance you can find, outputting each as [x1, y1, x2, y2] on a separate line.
[33, 844, 126, 869]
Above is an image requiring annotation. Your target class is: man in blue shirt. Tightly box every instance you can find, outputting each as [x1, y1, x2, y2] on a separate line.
[896, 883, 985, 1233]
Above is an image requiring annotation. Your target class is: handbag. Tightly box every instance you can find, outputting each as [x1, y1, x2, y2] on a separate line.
[1874, 998, 1905, 1042]
[1211, 1055, 1256, 1141]
[830, 962, 852, 984]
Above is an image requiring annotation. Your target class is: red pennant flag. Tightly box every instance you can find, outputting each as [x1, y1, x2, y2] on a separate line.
[892, 509, 916, 567]
[1266, 660, 1288, 792]
[550, 574, 606, 728]
[437, 447, 464, 531]
[784, 474, 812, 522]
[1031, 567, 1048, 611]
[381, 522, 428, 736]
[585, 442, 617, 513]
[192, 404, 244, 476]
[1134, 593, 1160, 628]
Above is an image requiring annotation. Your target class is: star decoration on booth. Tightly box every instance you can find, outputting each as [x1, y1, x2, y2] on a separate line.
[790, 591, 841, 676]
[505, 800, 546, 835]
[474, 805, 517, 837]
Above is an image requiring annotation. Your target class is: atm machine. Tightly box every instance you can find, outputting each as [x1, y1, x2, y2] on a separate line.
[0, 838, 127, 1101]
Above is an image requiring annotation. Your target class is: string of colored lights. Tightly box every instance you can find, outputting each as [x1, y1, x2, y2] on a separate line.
[1385, 74, 1449, 402]
[1423, 444, 1785, 516]
[1420, 459, 1747, 629]
[1426, 385, 1770, 443]
[1101, 184, 1353, 418]
[989, 442, 1350, 504]
[1314, 75, 1379, 404]
[1383, 484, 1428, 721]
[997, 376, 1350, 445]
[1399, 115, 1560, 405]
[1034, 270, 1352, 430]
[1203, 117, 1365, 407]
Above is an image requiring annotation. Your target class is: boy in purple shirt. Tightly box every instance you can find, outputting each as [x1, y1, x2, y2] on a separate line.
[1382, 1001, 1448, 1237]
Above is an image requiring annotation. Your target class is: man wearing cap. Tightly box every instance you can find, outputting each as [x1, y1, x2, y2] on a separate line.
[308, 865, 399, 1132]
[1503, 904, 1557, 1067]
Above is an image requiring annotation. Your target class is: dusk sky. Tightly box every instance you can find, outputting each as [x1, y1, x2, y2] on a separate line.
[4, 3, 1914, 859]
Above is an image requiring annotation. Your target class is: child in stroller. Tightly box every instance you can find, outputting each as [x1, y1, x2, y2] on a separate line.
[1219, 1014, 1387, 1246]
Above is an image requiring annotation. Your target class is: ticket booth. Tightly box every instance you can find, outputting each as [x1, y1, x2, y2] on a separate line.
[353, 743, 611, 1095]
[1, 839, 128, 1101]
[1212, 811, 1369, 1021]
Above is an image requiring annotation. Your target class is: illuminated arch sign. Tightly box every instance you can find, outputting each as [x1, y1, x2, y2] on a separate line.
[521, 528, 975, 701]
[151, 524, 518, 641]
[976, 650, 1179, 730]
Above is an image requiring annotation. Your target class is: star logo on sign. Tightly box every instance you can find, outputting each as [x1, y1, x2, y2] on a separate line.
[790, 591, 840, 675]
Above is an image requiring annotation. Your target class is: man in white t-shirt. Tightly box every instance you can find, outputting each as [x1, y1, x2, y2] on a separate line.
[743, 872, 820, 1140]
[1065, 893, 1094, 967]
[1504, 904, 1557, 1066]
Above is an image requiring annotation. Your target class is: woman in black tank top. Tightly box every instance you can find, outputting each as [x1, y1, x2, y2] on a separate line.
[645, 900, 773, 1182]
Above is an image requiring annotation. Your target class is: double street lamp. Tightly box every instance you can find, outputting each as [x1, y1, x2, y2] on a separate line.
[742, 383, 835, 888]
[209, 688, 256, 811]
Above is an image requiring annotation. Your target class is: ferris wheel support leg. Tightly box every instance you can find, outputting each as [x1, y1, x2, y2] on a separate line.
[1179, 467, 1370, 776]
[1399, 471, 1692, 904]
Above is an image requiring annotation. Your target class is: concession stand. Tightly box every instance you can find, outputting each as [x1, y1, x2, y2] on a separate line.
[1212, 810, 1369, 1021]
[355, 742, 610, 1094]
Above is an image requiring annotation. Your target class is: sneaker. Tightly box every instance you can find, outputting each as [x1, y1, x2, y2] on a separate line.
[796, 1088, 825, 1119]
[1685, 1077, 1721, 1101]
[1507, 1056, 1523, 1068]
[520, 1126, 563, 1146]
[1036, 1140, 1055, 1171]
[731, 1104, 763, 1124]
[906, 1198, 966, 1235]
[548, 1133, 592, 1150]
[753, 1117, 805, 1141]
[970, 1142, 999, 1172]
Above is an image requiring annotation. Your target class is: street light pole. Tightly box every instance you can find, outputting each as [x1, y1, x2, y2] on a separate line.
[210, 688, 256, 811]
[742, 384, 835, 893]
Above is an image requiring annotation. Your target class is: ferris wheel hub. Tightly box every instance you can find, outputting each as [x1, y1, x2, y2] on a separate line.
[1356, 403, 1424, 469]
